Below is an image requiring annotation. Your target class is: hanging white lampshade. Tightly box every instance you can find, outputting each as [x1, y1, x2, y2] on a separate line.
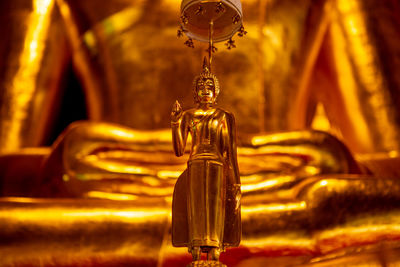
[180, 0, 243, 43]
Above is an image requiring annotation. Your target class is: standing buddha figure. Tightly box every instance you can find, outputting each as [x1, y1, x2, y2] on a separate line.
[171, 60, 241, 264]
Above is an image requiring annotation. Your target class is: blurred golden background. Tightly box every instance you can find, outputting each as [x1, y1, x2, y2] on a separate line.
[1, 0, 400, 266]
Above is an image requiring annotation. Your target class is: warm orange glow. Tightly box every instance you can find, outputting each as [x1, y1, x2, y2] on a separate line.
[80, 157, 156, 176]
[157, 170, 182, 179]
[319, 180, 328, 186]
[241, 175, 294, 193]
[116, 183, 174, 197]
[330, 0, 398, 153]
[83, 6, 143, 50]
[242, 201, 306, 213]
[330, 20, 371, 150]
[303, 166, 319, 175]
[262, 27, 281, 48]
[85, 191, 139, 201]
[0, 207, 169, 223]
[311, 103, 331, 132]
[242, 236, 313, 249]
[5, 0, 55, 151]
[318, 224, 400, 241]
[1, 0, 400, 265]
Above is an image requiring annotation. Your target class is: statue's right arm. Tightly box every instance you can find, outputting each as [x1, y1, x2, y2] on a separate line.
[171, 101, 188, 157]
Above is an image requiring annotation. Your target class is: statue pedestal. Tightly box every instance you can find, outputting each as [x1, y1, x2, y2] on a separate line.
[188, 260, 226, 267]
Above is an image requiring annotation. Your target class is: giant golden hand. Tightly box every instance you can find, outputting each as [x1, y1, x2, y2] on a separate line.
[1, 123, 400, 266]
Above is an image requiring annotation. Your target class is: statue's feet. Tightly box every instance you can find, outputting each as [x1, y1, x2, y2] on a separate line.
[209, 247, 220, 261]
[189, 260, 226, 267]
[191, 246, 201, 261]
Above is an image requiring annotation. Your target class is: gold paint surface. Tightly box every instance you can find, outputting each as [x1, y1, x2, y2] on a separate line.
[0, 197, 169, 266]
[0, 0, 400, 154]
[323, 0, 400, 153]
[1, 126, 400, 266]
[36, 122, 360, 199]
[1, 0, 400, 266]
[53, 0, 316, 134]
[0, 0, 69, 153]
[289, 0, 400, 154]
[2, 172, 400, 266]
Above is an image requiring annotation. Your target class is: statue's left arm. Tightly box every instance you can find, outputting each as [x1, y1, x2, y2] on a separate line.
[225, 112, 240, 186]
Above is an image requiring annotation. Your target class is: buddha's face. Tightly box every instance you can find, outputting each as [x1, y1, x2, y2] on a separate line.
[196, 78, 216, 104]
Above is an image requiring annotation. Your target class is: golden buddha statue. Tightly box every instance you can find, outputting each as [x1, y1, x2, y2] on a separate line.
[1, 0, 400, 266]
[171, 60, 241, 263]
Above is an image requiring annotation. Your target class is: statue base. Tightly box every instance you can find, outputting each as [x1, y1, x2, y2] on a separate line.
[188, 260, 226, 267]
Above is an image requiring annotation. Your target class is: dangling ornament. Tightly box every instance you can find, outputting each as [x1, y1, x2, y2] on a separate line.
[180, 13, 188, 25]
[177, 25, 187, 38]
[195, 5, 205, 15]
[216, 2, 226, 13]
[232, 14, 241, 25]
[225, 37, 236, 49]
[184, 38, 195, 48]
[237, 25, 247, 37]
[206, 45, 218, 54]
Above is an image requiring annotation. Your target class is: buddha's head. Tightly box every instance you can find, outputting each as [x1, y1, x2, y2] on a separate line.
[193, 61, 220, 104]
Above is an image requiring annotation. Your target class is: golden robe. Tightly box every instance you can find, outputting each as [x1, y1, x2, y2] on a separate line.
[172, 108, 241, 249]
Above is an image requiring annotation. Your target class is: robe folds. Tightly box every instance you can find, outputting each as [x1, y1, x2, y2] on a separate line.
[172, 164, 241, 249]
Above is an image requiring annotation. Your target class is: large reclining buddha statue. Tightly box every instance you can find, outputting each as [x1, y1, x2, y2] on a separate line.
[1, 0, 400, 266]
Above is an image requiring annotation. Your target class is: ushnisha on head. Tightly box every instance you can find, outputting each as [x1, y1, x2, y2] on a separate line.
[192, 60, 220, 104]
